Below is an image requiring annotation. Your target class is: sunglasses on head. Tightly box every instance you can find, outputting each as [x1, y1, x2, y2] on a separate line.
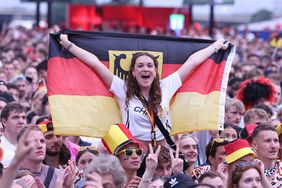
[118, 148, 143, 157]
[209, 138, 228, 155]
[234, 160, 257, 172]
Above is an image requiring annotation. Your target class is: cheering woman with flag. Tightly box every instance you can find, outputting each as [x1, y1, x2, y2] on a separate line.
[59, 34, 229, 148]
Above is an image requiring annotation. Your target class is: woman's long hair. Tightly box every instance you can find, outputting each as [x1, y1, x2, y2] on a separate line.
[125, 52, 162, 114]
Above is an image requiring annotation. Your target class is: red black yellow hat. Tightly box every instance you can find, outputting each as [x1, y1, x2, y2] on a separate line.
[37, 120, 53, 133]
[225, 139, 256, 164]
[102, 123, 143, 155]
[240, 124, 257, 140]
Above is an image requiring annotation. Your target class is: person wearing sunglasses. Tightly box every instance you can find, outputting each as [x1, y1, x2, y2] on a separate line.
[102, 124, 146, 187]
[230, 160, 271, 188]
[116, 142, 144, 186]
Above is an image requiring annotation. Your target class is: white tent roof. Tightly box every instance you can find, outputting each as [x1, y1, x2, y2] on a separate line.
[239, 17, 282, 31]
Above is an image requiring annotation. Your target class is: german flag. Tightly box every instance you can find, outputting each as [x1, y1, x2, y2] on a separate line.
[38, 79, 47, 92]
[48, 30, 235, 137]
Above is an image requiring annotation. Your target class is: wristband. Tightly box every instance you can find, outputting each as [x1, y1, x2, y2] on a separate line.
[66, 42, 73, 51]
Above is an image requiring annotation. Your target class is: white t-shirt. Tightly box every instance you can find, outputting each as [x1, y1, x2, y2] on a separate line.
[110, 72, 182, 141]
[1, 136, 16, 168]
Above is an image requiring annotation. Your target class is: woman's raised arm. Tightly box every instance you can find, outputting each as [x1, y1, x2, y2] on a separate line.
[60, 34, 114, 88]
[177, 39, 228, 82]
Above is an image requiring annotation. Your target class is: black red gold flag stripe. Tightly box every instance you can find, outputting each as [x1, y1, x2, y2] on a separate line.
[48, 30, 235, 137]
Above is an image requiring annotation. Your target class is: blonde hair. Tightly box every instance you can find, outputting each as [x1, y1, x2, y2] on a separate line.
[244, 108, 268, 125]
[225, 98, 245, 112]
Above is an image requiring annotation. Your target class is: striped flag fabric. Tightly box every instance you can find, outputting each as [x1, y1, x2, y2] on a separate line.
[38, 79, 47, 92]
[48, 30, 235, 137]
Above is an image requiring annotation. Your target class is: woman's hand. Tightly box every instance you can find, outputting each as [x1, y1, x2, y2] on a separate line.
[212, 39, 230, 53]
[59, 34, 72, 49]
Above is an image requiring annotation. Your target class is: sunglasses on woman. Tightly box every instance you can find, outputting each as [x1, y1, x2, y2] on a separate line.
[117, 148, 144, 157]
[234, 160, 257, 172]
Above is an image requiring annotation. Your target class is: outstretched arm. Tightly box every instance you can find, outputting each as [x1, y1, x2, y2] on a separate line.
[177, 39, 228, 82]
[60, 34, 114, 88]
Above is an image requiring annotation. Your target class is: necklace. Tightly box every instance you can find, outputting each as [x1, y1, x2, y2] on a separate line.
[264, 162, 278, 178]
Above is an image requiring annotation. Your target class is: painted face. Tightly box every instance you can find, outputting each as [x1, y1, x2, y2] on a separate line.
[179, 137, 198, 164]
[44, 131, 63, 156]
[225, 105, 244, 126]
[238, 168, 262, 188]
[220, 127, 237, 141]
[132, 55, 157, 91]
[201, 177, 224, 188]
[77, 151, 97, 171]
[117, 143, 142, 171]
[254, 130, 279, 160]
[25, 130, 46, 163]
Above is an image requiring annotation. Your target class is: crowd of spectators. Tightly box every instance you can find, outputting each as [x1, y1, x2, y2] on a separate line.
[0, 21, 282, 188]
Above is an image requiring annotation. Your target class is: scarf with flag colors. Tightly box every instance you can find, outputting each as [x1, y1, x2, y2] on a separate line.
[47, 30, 236, 137]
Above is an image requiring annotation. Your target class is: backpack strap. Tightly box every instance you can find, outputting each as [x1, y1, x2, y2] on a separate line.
[44, 166, 55, 188]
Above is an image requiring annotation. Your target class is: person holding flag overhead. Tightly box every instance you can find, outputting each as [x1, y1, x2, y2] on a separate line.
[59, 34, 229, 148]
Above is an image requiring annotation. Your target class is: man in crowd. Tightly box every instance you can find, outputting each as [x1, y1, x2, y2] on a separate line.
[252, 125, 282, 187]
[205, 138, 228, 173]
[17, 126, 76, 188]
[14, 76, 28, 103]
[179, 134, 210, 181]
[224, 98, 245, 127]
[38, 119, 71, 168]
[244, 108, 269, 125]
[153, 146, 172, 177]
[1, 103, 26, 167]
